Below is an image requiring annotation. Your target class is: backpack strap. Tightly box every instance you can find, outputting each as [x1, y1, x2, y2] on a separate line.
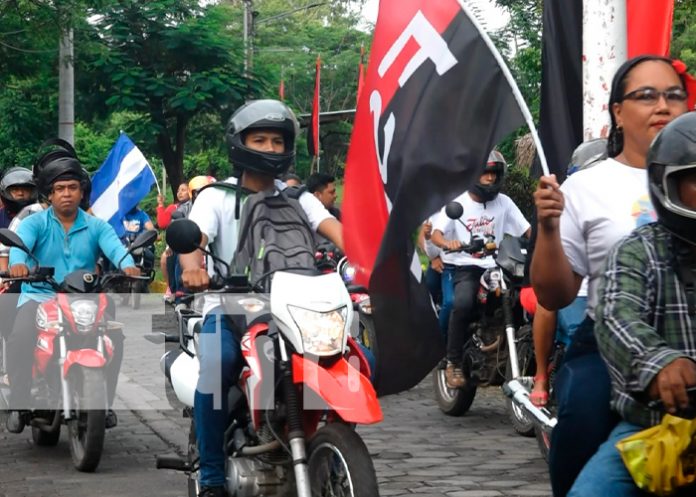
[283, 184, 308, 200]
[195, 181, 255, 220]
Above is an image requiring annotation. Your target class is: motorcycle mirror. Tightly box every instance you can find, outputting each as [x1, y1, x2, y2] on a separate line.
[445, 202, 463, 220]
[0, 228, 29, 252]
[129, 229, 158, 251]
[166, 219, 203, 254]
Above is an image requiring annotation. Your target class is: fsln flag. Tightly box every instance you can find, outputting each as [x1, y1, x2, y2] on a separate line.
[343, 0, 527, 396]
[627, 0, 673, 59]
[535, 0, 583, 181]
[357, 44, 366, 106]
[90, 133, 156, 237]
[536, 0, 675, 180]
[307, 56, 321, 157]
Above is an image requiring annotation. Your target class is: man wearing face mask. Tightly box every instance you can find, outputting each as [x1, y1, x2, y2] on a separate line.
[430, 151, 530, 389]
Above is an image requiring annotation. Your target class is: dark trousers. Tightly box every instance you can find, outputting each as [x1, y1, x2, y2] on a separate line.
[166, 252, 177, 293]
[446, 266, 485, 363]
[0, 289, 20, 338]
[425, 265, 442, 305]
[7, 300, 40, 408]
[548, 317, 619, 497]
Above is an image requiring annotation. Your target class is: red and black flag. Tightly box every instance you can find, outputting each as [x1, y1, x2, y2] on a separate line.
[536, 0, 674, 181]
[307, 56, 321, 157]
[357, 44, 366, 106]
[343, 0, 529, 396]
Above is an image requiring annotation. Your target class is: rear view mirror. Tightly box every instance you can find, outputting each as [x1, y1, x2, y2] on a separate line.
[166, 220, 203, 254]
[445, 202, 463, 220]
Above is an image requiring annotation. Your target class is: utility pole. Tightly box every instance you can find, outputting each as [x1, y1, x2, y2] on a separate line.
[583, 0, 626, 140]
[243, 0, 253, 79]
[58, 27, 74, 145]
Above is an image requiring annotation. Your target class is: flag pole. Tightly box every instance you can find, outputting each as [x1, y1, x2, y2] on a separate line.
[456, 0, 549, 176]
[317, 55, 321, 172]
[583, 0, 627, 140]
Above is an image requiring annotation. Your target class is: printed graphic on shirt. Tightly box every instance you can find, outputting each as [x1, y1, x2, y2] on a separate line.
[631, 195, 656, 227]
[466, 215, 495, 237]
[123, 219, 142, 234]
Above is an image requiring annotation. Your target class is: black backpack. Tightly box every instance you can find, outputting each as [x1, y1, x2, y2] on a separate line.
[220, 184, 316, 290]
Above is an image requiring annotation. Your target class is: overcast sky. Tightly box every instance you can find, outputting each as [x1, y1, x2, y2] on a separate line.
[360, 0, 509, 31]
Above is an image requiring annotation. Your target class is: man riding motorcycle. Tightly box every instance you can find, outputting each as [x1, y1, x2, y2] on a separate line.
[4, 156, 140, 433]
[430, 151, 531, 389]
[180, 99, 343, 497]
[0, 166, 38, 230]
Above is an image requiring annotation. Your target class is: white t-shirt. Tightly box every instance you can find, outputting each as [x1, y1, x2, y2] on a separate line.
[432, 192, 530, 268]
[188, 177, 334, 316]
[560, 158, 655, 318]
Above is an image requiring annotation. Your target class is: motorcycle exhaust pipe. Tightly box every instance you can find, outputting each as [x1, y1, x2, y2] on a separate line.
[503, 379, 557, 431]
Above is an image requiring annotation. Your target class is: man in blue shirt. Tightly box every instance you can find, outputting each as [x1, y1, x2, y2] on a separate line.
[5, 156, 139, 433]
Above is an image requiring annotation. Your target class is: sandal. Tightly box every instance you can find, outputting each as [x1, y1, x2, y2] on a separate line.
[530, 374, 549, 407]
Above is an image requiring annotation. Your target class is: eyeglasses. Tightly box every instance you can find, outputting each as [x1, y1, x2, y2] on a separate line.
[622, 87, 688, 105]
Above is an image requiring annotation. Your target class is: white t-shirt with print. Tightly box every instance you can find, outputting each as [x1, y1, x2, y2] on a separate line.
[560, 158, 654, 319]
[432, 192, 530, 268]
[188, 177, 334, 316]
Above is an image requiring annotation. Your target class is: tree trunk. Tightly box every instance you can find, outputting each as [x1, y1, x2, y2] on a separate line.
[157, 131, 184, 197]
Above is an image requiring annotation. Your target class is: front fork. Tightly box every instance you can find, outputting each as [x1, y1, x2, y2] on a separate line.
[278, 336, 312, 497]
[58, 335, 71, 419]
[500, 278, 521, 379]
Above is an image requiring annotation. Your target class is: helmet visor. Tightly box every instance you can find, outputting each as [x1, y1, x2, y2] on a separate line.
[663, 164, 696, 219]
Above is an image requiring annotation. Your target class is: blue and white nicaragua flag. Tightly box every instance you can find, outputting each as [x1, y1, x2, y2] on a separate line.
[90, 132, 156, 237]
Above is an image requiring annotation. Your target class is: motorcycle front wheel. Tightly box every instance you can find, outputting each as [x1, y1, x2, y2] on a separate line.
[68, 366, 107, 472]
[504, 327, 536, 437]
[432, 359, 477, 416]
[308, 423, 379, 497]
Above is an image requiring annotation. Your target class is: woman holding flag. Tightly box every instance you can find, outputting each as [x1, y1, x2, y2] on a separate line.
[531, 55, 692, 496]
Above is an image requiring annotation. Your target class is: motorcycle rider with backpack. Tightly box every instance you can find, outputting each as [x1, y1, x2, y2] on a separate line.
[430, 151, 530, 389]
[179, 99, 342, 497]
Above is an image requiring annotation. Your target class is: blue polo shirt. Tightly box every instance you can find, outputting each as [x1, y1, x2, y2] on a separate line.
[9, 207, 135, 306]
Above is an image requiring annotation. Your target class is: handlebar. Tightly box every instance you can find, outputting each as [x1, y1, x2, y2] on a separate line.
[443, 239, 497, 256]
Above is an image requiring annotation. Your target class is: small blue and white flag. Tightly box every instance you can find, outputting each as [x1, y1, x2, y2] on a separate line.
[90, 132, 157, 237]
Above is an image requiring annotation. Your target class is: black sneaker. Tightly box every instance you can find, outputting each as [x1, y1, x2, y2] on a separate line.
[199, 486, 226, 497]
[105, 409, 118, 429]
[6, 410, 25, 434]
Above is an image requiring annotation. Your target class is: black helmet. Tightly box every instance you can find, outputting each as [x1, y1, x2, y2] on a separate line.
[36, 156, 90, 200]
[567, 138, 607, 177]
[647, 112, 696, 245]
[0, 167, 37, 214]
[33, 138, 79, 198]
[225, 99, 299, 177]
[471, 150, 506, 202]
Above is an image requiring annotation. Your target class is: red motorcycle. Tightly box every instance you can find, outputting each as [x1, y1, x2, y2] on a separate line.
[156, 219, 382, 497]
[0, 228, 155, 472]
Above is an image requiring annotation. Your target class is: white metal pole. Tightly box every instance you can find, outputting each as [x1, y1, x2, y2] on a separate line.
[583, 0, 627, 140]
[58, 28, 74, 145]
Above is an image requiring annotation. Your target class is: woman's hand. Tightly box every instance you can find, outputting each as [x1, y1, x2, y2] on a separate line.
[534, 175, 564, 232]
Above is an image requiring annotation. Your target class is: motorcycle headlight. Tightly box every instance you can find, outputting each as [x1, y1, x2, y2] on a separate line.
[341, 263, 357, 284]
[288, 305, 347, 356]
[70, 299, 99, 334]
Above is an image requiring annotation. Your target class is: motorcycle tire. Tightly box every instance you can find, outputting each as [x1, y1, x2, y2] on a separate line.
[31, 411, 61, 446]
[308, 422, 379, 497]
[68, 366, 107, 472]
[504, 328, 536, 437]
[187, 418, 200, 497]
[432, 360, 477, 416]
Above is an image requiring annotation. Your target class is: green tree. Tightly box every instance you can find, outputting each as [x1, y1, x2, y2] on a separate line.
[83, 0, 256, 193]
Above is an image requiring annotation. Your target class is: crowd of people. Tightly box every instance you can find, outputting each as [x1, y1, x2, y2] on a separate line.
[1, 52, 696, 497]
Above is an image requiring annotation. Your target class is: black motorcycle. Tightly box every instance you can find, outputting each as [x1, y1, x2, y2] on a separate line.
[431, 202, 536, 436]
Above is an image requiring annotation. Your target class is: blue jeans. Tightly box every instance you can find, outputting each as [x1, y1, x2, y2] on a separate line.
[439, 265, 455, 338]
[425, 265, 442, 306]
[556, 296, 588, 347]
[194, 309, 243, 488]
[569, 421, 696, 496]
[548, 317, 619, 497]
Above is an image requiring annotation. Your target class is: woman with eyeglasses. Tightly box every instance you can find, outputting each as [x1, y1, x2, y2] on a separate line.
[531, 55, 691, 497]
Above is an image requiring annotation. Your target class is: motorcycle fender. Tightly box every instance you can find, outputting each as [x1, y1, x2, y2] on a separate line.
[63, 349, 107, 378]
[292, 354, 383, 424]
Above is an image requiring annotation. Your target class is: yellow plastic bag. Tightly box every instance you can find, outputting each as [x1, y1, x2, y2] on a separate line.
[616, 414, 696, 496]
